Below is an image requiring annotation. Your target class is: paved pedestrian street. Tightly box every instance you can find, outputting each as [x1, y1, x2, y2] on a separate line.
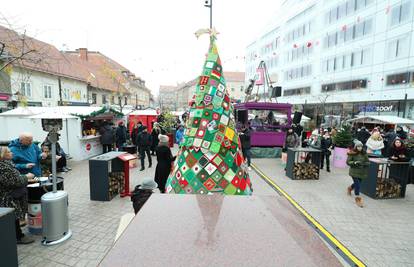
[254, 158, 414, 267]
[16, 154, 414, 266]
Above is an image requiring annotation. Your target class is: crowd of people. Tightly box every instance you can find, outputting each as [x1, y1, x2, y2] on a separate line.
[0, 132, 72, 245]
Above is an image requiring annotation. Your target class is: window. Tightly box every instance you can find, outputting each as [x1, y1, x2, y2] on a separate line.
[346, 0, 355, 14]
[102, 95, 107, 104]
[388, 36, 409, 59]
[390, 1, 412, 27]
[355, 22, 364, 39]
[363, 19, 373, 35]
[322, 79, 367, 92]
[91, 93, 97, 104]
[283, 87, 311, 96]
[240, 86, 244, 92]
[20, 82, 32, 97]
[124, 97, 128, 105]
[386, 72, 410, 86]
[111, 95, 115, 104]
[43, 85, 52, 99]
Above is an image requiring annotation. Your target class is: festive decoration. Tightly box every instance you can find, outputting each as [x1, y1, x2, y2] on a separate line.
[71, 106, 124, 120]
[293, 44, 298, 48]
[306, 42, 312, 48]
[165, 34, 252, 195]
[341, 25, 347, 31]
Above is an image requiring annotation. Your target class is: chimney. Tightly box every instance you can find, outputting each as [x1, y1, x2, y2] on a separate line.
[78, 48, 88, 61]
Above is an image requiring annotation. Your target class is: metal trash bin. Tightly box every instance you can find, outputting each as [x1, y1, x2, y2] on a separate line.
[27, 178, 64, 234]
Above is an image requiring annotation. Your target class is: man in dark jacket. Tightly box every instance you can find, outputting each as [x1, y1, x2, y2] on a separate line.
[99, 122, 114, 153]
[239, 125, 251, 170]
[136, 126, 152, 171]
[356, 126, 370, 145]
[115, 121, 128, 151]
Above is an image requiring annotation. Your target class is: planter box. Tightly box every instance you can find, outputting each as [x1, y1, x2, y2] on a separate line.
[333, 147, 348, 168]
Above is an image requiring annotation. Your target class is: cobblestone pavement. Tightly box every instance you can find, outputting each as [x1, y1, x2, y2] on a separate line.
[253, 158, 414, 267]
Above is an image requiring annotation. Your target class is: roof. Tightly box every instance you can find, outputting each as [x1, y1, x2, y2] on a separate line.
[0, 106, 102, 117]
[347, 115, 414, 125]
[0, 25, 86, 82]
[223, 71, 245, 82]
[64, 50, 130, 94]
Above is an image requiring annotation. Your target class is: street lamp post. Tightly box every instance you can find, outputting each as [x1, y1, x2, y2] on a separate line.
[204, 0, 213, 29]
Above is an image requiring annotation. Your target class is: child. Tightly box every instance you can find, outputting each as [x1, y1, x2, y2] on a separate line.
[40, 145, 52, 177]
[346, 140, 369, 207]
[131, 178, 158, 214]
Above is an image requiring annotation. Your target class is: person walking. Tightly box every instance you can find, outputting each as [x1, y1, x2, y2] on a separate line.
[239, 124, 252, 170]
[154, 135, 175, 193]
[0, 146, 35, 244]
[346, 140, 369, 208]
[100, 121, 114, 153]
[150, 122, 161, 155]
[136, 126, 152, 171]
[115, 121, 128, 151]
[320, 129, 333, 172]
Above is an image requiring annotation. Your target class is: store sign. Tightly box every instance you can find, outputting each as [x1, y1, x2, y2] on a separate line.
[359, 105, 394, 112]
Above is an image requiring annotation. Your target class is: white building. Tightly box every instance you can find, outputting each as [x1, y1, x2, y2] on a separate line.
[10, 67, 88, 107]
[246, 0, 414, 122]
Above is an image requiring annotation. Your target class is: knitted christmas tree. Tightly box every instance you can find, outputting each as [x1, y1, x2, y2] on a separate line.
[165, 35, 252, 195]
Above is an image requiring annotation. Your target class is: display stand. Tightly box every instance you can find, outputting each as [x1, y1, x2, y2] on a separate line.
[118, 153, 138, 197]
[361, 158, 409, 199]
[89, 152, 127, 201]
[286, 148, 321, 180]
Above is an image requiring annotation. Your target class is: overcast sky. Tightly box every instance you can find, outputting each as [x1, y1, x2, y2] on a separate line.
[1, 0, 281, 95]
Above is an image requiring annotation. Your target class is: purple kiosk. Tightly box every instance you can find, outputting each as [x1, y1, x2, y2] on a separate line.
[234, 102, 292, 147]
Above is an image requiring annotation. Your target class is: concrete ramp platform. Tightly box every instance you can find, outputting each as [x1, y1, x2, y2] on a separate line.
[100, 194, 342, 267]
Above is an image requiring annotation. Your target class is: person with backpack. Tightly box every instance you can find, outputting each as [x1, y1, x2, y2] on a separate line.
[346, 140, 369, 208]
[136, 126, 152, 171]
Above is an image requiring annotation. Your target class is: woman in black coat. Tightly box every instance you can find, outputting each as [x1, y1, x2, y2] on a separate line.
[154, 135, 176, 193]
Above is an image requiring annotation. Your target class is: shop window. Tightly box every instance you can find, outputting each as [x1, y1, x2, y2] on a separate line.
[386, 72, 410, 86]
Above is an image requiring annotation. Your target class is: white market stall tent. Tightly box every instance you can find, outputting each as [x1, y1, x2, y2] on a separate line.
[347, 115, 414, 128]
[0, 106, 122, 160]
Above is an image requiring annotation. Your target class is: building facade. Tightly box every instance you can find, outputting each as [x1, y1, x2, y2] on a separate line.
[224, 72, 245, 102]
[159, 85, 179, 111]
[246, 0, 414, 122]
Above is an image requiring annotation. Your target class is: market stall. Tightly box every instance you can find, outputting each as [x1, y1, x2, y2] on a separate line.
[0, 106, 123, 160]
[128, 109, 159, 134]
[347, 115, 414, 131]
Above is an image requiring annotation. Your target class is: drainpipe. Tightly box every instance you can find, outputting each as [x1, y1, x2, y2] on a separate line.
[58, 77, 63, 106]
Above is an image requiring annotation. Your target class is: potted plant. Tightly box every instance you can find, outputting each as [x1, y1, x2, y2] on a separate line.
[158, 111, 178, 147]
[332, 124, 353, 168]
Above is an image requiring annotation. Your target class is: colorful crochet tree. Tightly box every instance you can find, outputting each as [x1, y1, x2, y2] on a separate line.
[165, 35, 252, 195]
